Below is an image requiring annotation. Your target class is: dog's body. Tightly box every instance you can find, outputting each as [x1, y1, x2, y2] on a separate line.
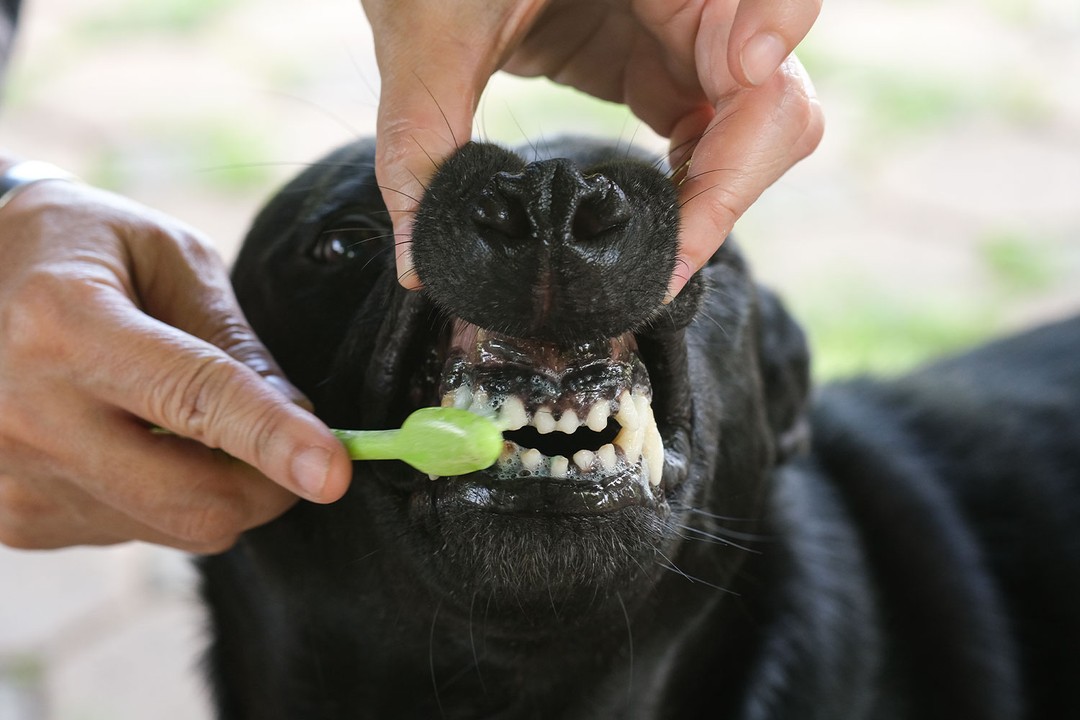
[200, 137, 1080, 719]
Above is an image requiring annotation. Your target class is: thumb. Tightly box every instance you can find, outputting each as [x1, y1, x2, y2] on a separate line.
[120, 221, 352, 502]
[365, 1, 510, 289]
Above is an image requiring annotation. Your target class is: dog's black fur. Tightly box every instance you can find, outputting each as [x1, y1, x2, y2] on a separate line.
[200, 137, 1080, 719]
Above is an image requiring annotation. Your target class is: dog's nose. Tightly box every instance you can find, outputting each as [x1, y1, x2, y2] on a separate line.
[470, 159, 632, 245]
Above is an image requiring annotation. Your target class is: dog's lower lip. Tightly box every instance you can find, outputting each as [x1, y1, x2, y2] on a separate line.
[428, 472, 654, 515]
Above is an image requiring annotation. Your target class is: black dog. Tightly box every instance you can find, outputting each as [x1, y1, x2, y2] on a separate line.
[200, 137, 1080, 719]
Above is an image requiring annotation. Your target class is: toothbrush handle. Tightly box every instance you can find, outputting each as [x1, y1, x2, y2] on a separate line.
[332, 429, 402, 461]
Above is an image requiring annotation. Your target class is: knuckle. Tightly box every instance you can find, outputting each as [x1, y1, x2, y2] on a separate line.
[153, 354, 237, 442]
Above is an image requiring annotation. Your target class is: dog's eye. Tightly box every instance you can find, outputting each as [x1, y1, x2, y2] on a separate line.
[310, 214, 387, 264]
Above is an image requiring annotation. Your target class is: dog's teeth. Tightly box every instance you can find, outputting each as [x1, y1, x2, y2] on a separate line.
[556, 409, 580, 434]
[597, 443, 617, 472]
[616, 390, 639, 430]
[644, 424, 664, 487]
[633, 393, 651, 426]
[520, 448, 543, 472]
[428, 473, 439, 481]
[468, 390, 494, 417]
[497, 396, 527, 431]
[586, 402, 609, 432]
[573, 449, 595, 471]
[534, 407, 556, 434]
[550, 455, 569, 478]
[452, 386, 473, 410]
[615, 425, 644, 465]
[440, 392, 454, 408]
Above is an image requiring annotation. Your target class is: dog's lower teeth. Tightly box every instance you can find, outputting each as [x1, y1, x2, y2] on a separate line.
[573, 449, 595, 471]
[521, 448, 543, 472]
[597, 443, 617, 471]
[551, 456, 569, 478]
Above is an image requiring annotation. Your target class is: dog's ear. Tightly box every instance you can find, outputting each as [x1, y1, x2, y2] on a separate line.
[755, 285, 811, 463]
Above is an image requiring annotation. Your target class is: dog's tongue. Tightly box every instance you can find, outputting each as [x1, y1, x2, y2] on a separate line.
[447, 320, 637, 376]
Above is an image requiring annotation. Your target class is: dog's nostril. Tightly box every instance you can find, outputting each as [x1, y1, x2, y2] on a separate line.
[471, 187, 530, 239]
[572, 182, 632, 241]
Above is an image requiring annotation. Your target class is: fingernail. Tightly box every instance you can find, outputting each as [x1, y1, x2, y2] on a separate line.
[292, 446, 331, 500]
[740, 32, 788, 87]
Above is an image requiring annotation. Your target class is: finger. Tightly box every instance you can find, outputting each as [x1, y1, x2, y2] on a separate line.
[17, 273, 352, 504]
[668, 58, 823, 298]
[362, 0, 541, 289]
[122, 222, 313, 411]
[0, 468, 274, 553]
[728, 0, 823, 87]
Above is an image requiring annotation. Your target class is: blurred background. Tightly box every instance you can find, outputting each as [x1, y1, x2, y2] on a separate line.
[1, 0, 1077, 717]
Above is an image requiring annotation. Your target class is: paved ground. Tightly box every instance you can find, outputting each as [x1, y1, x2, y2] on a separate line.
[0, 0, 1077, 717]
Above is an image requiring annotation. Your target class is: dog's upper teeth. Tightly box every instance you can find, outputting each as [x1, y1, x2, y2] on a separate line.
[586, 401, 609, 432]
[497, 395, 528, 431]
[534, 407, 557, 434]
[615, 390, 639, 430]
[556, 409, 580, 434]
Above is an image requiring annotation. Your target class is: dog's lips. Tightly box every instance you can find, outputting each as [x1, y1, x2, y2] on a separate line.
[434, 319, 665, 502]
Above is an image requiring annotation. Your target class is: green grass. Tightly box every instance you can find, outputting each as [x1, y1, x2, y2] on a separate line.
[75, 0, 241, 39]
[978, 230, 1059, 295]
[795, 287, 999, 381]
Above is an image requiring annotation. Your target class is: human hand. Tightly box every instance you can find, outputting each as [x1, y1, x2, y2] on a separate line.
[361, 0, 824, 298]
[0, 178, 352, 552]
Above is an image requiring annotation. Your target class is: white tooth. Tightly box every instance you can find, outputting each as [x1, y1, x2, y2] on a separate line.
[616, 390, 639, 429]
[597, 443, 617, 472]
[586, 402, 609, 432]
[453, 386, 473, 410]
[615, 425, 643, 465]
[556, 409, 580, 434]
[534, 407, 556, 434]
[644, 424, 664, 487]
[550, 455, 569, 478]
[441, 392, 454, 408]
[468, 390, 494, 417]
[573, 449, 595, 471]
[521, 448, 543, 472]
[497, 396, 527, 431]
[428, 473, 439, 481]
[633, 393, 652, 425]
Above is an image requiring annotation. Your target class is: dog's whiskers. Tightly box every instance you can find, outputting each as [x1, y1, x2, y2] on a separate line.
[653, 548, 739, 596]
[673, 524, 760, 554]
[615, 591, 635, 702]
[429, 600, 447, 720]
